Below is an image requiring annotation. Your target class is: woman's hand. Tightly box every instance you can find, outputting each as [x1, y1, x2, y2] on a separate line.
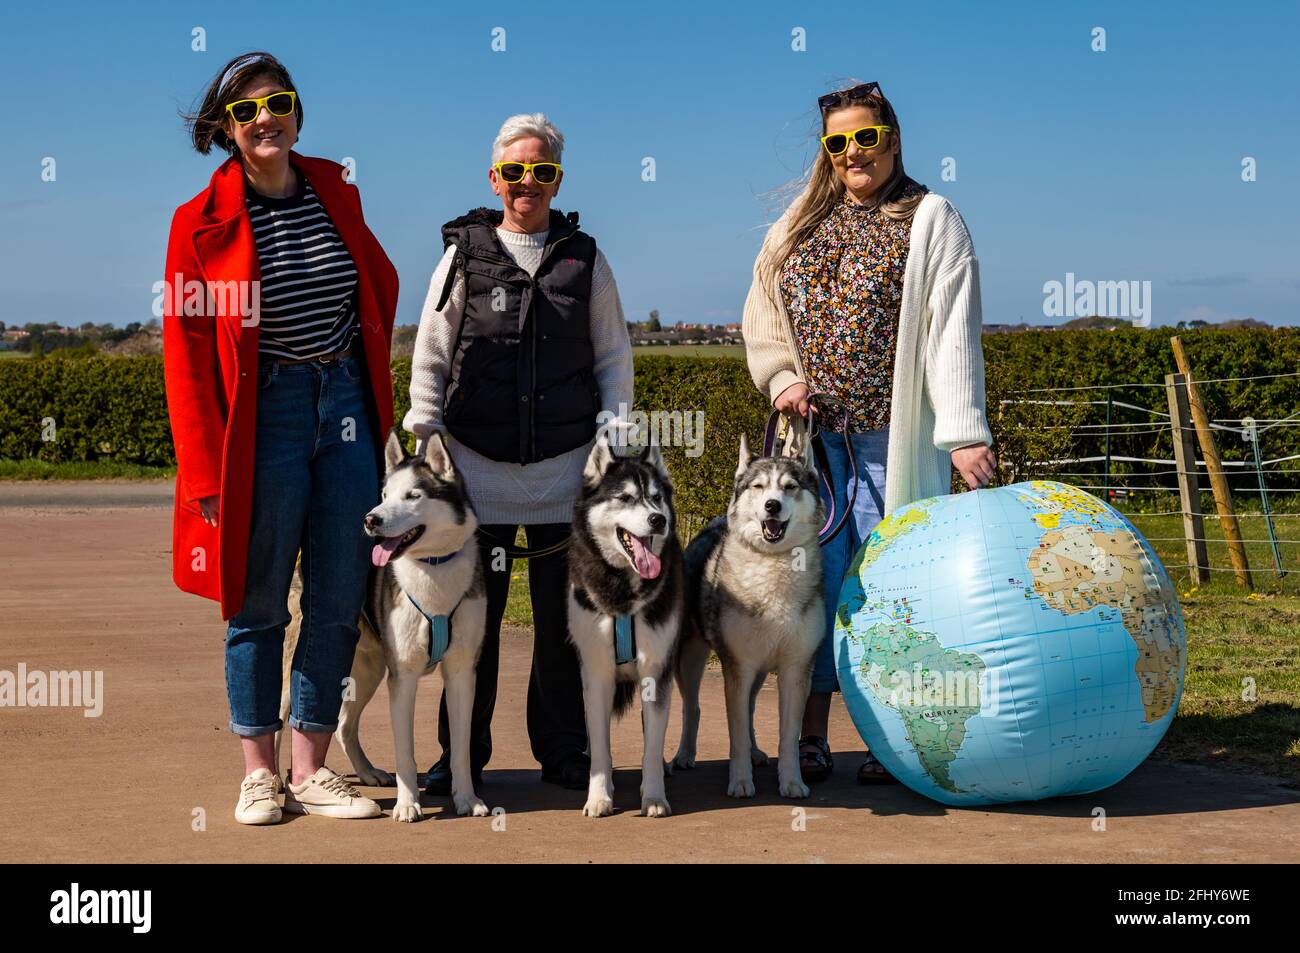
[774, 381, 813, 417]
[199, 495, 220, 528]
[952, 443, 997, 490]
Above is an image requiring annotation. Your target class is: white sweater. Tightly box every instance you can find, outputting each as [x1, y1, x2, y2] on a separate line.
[741, 192, 994, 518]
[403, 226, 634, 524]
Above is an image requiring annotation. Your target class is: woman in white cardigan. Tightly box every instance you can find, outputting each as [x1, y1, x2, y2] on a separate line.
[741, 81, 997, 784]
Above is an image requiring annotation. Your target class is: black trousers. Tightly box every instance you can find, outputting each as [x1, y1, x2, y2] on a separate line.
[434, 522, 588, 774]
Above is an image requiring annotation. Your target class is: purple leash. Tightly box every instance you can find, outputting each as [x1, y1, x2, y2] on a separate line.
[762, 392, 857, 546]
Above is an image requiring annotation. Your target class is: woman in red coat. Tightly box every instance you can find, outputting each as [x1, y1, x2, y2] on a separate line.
[163, 52, 398, 824]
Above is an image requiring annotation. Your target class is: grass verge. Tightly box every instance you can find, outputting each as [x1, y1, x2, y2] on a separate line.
[0, 459, 175, 480]
[1154, 591, 1300, 785]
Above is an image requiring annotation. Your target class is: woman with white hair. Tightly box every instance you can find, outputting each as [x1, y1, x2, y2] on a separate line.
[405, 113, 634, 794]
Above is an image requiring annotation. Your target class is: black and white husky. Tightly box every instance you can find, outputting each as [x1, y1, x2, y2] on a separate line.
[281, 430, 489, 822]
[672, 431, 825, 799]
[567, 430, 684, 818]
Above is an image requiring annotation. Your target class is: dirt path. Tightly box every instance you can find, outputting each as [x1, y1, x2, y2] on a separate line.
[1, 481, 1297, 863]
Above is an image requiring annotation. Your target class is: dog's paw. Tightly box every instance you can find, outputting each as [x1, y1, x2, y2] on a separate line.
[356, 766, 393, 787]
[779, 776, 811, 799]
[582, 796, 616, 818]
[641, 796, 672, 818]
[727, 776, 756, 798]
[750, 746, 770, 767]
[455, 794, 489, 817]
[392, 800, 423, 823]
[670, 750, 696, 771]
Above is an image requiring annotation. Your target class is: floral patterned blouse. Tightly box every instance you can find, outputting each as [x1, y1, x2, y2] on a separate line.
[779, 187, 921, 432]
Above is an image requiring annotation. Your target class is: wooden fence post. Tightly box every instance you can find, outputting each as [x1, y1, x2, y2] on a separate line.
[1170, 336, 1253, 590]
[1165, 373, 1209, 585]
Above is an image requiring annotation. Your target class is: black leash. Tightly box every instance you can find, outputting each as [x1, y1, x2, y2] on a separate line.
[474, 526, 571, 560]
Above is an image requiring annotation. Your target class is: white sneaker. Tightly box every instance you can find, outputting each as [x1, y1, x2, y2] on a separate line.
[235, 768, 283, 825]
[283, 766, 382, 819]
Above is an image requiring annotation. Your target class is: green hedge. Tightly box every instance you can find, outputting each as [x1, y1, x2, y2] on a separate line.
[983, 327, 1300, 503]
[399, 355, 769, 533]
[0, 352, 768, 527]
[3, 327, 1297, 523]
[614, 355, 770, 535]
[0, 353, 173, 465]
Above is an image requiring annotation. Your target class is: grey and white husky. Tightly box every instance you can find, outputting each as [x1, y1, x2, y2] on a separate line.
[567, 430, 684, 818]
[281, 430, 489, 822]
[672, 430, 825, 799]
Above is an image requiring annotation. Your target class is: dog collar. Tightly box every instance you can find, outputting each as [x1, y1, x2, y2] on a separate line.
[417, 549, 461, 566]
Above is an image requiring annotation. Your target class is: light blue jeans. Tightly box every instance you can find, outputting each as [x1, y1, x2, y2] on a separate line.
[224, 354, 379, 736]
[811, 425, 889, 694]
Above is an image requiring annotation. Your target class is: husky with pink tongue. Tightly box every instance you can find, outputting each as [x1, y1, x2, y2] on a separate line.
[284, 428, 490, 823]
[567, 428, 684, 818]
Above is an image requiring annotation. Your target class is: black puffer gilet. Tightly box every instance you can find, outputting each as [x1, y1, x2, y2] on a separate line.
[437, 206, 600, 464]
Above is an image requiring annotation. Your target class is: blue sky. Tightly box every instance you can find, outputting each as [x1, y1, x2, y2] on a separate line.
[1, 0, 1296, 329]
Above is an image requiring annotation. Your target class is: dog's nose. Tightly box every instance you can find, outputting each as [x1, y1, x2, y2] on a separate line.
[648, 512, 666, 532]
[764, 498, 782, 515]
[364, 513, 382, 531]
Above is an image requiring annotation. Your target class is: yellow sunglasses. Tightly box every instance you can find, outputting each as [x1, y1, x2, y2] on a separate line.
[819, 124, 893, 157]
[493, 161, 562, 185]
[226, 90, 298, 125]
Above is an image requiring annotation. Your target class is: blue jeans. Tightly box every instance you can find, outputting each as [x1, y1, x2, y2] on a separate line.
[811, 425, 889, 694]
[225, 354, 380, 737]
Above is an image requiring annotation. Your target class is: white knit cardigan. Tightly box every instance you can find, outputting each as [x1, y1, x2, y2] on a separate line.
[741, 192, 994, 518]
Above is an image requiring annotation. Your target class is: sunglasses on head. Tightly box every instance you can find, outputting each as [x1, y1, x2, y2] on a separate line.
[493, 161, 562, 185]
[225, 90, 297, 125]
[819, 125, 893, 157]
[818, 81, 882, 112]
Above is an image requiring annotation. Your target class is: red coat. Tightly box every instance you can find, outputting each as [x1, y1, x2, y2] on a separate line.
[162, 152, 399, 619]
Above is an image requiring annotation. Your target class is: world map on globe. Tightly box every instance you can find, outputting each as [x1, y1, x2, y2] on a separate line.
[834, 480, 1186, 806]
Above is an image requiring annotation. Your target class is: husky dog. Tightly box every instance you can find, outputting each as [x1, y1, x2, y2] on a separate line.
[672, 430, 825, 799]
[567, 430, 684, 818]
[280, 430, 489, 822]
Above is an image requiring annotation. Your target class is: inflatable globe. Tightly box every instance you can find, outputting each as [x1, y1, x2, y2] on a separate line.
[834, 480, 1185, 806]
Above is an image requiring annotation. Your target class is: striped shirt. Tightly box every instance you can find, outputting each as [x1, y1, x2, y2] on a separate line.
[246, 176, 360, 360]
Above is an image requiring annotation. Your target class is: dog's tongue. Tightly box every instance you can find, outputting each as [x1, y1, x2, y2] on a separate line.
[372, 536, 404, 567]
[628, 534, 662, 579]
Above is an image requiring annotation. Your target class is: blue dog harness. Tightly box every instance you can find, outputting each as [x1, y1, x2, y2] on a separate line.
[404, 550, 464, 669]
[405, 592, 458, 669]
[614, 613, 637, 665]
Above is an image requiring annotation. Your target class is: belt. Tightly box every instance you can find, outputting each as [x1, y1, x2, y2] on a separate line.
[262, 347, 353, 367]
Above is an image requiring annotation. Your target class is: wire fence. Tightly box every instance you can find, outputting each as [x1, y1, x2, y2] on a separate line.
[998, 368, 1300, 588]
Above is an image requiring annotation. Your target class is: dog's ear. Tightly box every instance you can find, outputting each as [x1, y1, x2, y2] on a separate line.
[639, 440, 671, 483]
[584, 428, 617, 486]
[384, 428, 407, 473]
[423, 431, 456, 481]
[735, 432, 756, 481]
